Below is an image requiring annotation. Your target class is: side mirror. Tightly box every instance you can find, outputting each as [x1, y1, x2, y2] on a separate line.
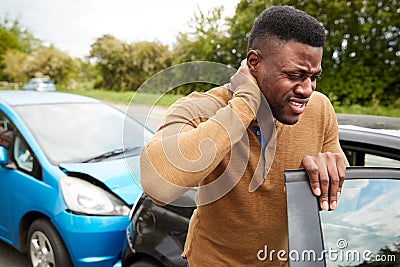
[0, 146, 8, 165]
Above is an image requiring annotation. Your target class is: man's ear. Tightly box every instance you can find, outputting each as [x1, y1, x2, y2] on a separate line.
[246, 50, 262, 76]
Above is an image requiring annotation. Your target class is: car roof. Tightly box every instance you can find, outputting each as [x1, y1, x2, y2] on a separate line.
[0, 90, 102, 106]
[30, 77, 51, 81]
[339, 124, 400, 151]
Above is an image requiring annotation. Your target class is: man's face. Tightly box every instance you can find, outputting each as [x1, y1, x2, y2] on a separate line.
[251, 40, 323, 125]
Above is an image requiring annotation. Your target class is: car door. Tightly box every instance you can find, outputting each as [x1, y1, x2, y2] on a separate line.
[0, 112, 16, 239]
[285, 167, 400, 267]
[0, 111, 42, 245]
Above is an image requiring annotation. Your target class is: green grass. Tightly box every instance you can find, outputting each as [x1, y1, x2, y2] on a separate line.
[58, 88, 183, 107]
[334, 104, 400, 117]
[58, 88, 399, 117]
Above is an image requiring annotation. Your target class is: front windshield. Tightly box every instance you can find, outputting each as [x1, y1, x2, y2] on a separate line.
[16, 103, 152, 164]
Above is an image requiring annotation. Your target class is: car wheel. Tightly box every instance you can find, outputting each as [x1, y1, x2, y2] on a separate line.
[27, 218, 72, 267]
[130, 258, 163, 267]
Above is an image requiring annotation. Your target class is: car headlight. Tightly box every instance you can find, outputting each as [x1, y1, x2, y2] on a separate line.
[60, 176, 130, 216]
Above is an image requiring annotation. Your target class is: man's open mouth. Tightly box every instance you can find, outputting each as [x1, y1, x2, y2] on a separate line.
[289, 99, 309, 114]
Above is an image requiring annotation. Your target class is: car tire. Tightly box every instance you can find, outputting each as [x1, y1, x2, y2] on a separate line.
[27, 218, 72, 267]
[130, 258, 163, 267]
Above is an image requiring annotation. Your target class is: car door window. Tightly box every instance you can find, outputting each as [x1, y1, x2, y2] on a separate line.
[320, 178, 400, 266]
[365, 154, 400, 168]
[14, 135, 33, 172]
[0, 111, 41, 179]
[285, 167, 400, 267]
[0, 112, 14, 150]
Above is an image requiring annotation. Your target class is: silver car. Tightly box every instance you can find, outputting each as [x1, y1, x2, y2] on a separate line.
[22, 78, 56, 92]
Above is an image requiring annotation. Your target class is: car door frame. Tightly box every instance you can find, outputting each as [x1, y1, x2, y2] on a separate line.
[285, 166, 400, 267]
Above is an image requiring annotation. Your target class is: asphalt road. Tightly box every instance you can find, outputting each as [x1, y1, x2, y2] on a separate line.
[1, 104, 399, 266]
[0, 240, 29, 266]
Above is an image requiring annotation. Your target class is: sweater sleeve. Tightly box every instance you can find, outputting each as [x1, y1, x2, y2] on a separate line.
[140, 84, 260, 204]
[320, 93, 350, 166]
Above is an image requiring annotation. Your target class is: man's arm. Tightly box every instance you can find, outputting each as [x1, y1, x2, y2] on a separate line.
[140, 64, 260, 204]
[301, 99, 347, 211]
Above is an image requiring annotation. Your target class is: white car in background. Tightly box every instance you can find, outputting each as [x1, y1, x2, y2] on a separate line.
[23, 78, 56, 92]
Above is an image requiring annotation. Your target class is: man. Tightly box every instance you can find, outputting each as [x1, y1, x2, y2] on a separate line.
[140, 5, 347, 266]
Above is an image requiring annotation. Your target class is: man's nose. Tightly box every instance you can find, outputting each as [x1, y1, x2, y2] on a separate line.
[295, 77, 315, 97]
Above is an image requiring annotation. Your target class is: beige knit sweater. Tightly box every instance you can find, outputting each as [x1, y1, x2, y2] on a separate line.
[140, 84, 343, 266]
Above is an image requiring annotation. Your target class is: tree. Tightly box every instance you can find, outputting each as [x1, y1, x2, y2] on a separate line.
[1, 49, 28, 82]
[89, 34, 125, 89]
[225, 0, 266, 68]
[173, 7, 232, 64]
[171, 7, 237, 95]
[90, 34, 171, 91]
[0, 17, 42, 81]
[226, 0, 400, 107]
[24, 46, 75, 84]
[0, 17, 41, 54]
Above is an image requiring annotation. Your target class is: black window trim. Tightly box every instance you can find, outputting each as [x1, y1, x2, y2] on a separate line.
[285, 166, 400, 267]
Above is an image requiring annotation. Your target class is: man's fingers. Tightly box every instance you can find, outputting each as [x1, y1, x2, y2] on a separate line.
[302, 153, 346, 211]
[336, 154, 346, 200]
[301, 156, 321, 197]
[229, 59, 256, 92]
[317, 156, 330, 211]
[326, 154, 340, 210]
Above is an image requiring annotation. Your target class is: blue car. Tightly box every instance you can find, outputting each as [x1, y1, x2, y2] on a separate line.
[0, 90, 152, 267]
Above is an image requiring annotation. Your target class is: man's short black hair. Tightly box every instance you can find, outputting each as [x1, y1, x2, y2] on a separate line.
[248, 6, 326, 51]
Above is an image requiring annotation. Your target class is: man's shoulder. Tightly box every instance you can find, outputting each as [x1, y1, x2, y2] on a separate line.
[308, 91, 335, 112]
[310, 91, 331, 103]
[298, 91, 337, 128]
[165, 86, 231, 119]
[188, 86, 231, 104]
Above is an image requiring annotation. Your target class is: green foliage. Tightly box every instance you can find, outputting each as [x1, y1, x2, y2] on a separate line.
[297, 0, 400, 107]
[24, 46, 75, 84]
[0, 16, 41, 81]
[1, 49, 28, 82]
[0, 27, 22, 54]
[222, 0, 400, 107]
[173, 7, 231, 64]
[225, 0, 267, 67]
[89, 34, 171, 91]
[1, 2, 399, 113]
[0, 17, 41, 54]
[2, 45, 80, 86]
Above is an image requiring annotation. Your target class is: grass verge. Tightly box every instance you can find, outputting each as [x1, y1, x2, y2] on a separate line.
[58, 88, 183, 107]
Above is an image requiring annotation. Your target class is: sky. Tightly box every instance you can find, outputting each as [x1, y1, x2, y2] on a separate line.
[1, 0, 240, 58]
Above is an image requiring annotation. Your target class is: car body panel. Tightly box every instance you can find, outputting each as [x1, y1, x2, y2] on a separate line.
[0, 91, 148, 267]
[0, 90, 99, 106]
[52, 210, 130, 266]
[124, 189, 197, 266]
[60, 157, 142, 205]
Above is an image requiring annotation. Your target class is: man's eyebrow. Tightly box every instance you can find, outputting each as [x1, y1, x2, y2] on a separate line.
[315, 68, 323, 75]
[289, 67, 323, 75]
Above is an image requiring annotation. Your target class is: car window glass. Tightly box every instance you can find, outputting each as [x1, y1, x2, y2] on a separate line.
[0, 112, 15, 150]
[15, 103, 152, 164]
[319, 179, 400, 266]
[13, 135, 33, 172]
[365, 154, 400, 168]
